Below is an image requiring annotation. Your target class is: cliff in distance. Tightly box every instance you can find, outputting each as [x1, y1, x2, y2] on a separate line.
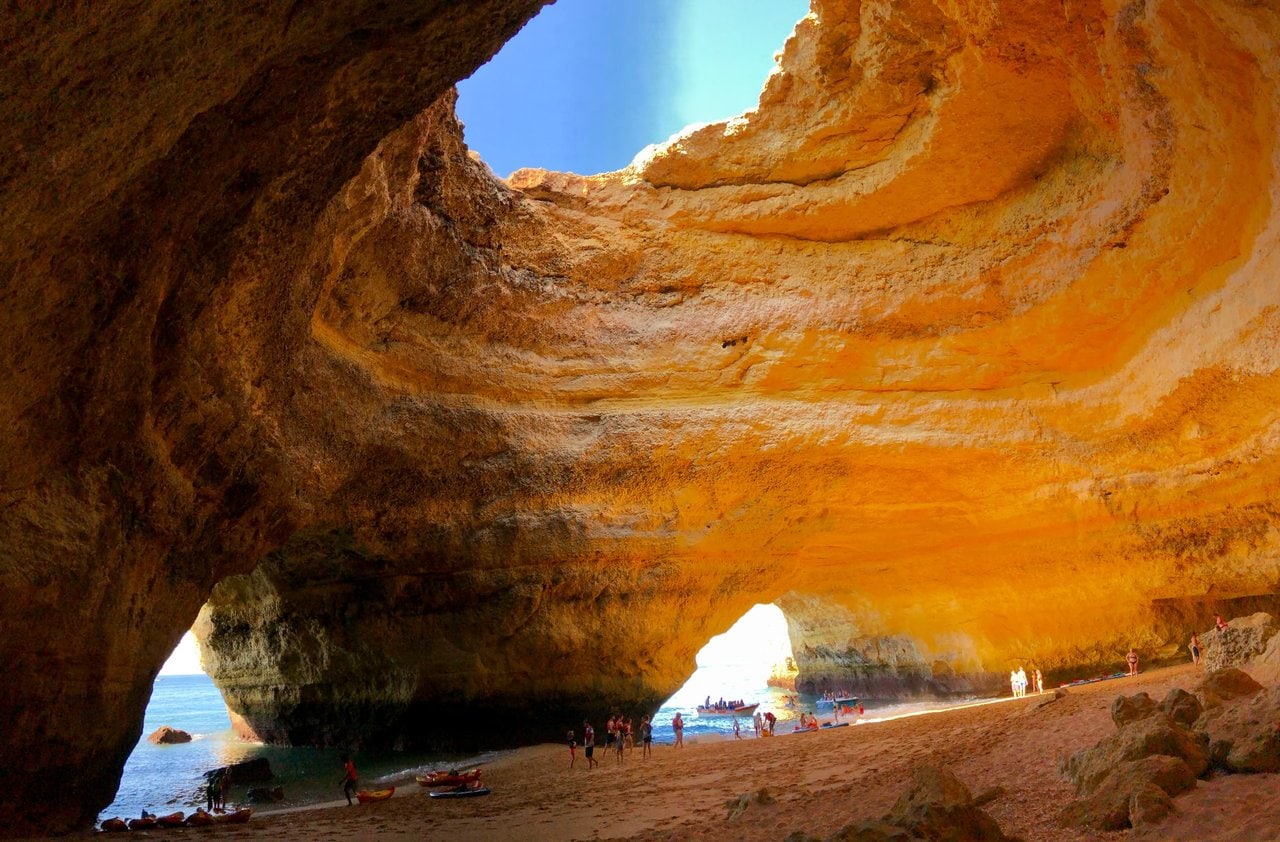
[3, 0, 1280, 834]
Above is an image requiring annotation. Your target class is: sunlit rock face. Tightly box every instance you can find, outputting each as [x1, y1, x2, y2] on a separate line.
[4, 0, 1280, 834]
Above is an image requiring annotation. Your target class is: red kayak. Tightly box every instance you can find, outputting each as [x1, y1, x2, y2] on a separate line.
[356, 787, 395, 804]
[213, 807, 253, 824]
[417, 769, 481, 787]
[98, 817, 128, 832]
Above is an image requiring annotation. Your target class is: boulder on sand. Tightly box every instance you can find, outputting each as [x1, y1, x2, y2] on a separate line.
[826, 766, 1016, 842]
[1061, 711, 1207, 796]
[1195, 668, 1264, 713]
[1201, 613, 1279, 672]
[1159, 688, 1203, 728]
[886, 766, 1016, 842]
[1111, 693, 1158, 727]
[1196, 686, 1280, 773]
[1058, 755, 1195, 831]
[147, 726, 192, 745]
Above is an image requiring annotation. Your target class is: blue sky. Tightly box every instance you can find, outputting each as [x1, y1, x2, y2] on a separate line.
[457, 0, 809, 176]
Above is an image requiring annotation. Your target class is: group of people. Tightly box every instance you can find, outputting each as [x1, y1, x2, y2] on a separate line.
[1129, 614, 1225, 678]
[701, 696, 746, 711]
[568, 715, 654, 768]
[1008, 666, 1043, 697]
[204, 767, 231, 812]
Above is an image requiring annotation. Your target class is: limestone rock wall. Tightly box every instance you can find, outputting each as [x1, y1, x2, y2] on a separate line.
[0, 1, 548, 835]
[4, 0, 1280, 835]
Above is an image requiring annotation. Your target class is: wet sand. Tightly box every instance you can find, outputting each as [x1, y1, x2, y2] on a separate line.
[81, 663, 1280, 840]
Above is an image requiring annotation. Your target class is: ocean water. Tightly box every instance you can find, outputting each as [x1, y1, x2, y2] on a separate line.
[100, 675, 486, 822]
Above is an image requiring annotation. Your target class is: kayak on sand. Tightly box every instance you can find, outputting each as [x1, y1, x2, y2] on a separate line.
[429, 782, 491, 799]
[356, 787, 395, 804]
[417, 769, 482, 787]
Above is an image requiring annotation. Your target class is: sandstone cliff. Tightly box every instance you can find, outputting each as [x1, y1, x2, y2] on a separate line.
[3, 0, 1280, 835]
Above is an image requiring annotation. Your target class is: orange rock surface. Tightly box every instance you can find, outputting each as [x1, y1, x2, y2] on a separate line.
[3, 0, 1280, 835]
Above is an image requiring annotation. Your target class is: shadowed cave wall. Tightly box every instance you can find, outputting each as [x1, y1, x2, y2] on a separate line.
[3, 0, 1280, 835]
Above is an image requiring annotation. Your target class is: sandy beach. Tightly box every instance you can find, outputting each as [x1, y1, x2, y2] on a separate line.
[91, 663, 1267, 842]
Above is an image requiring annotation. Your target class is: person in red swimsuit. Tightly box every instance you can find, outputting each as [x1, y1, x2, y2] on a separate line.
[340, 756, 358, 806]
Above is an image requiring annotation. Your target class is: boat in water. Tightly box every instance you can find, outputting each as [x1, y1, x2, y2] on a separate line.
[695, 702, 759, 717]
[816, 696, 860, 709]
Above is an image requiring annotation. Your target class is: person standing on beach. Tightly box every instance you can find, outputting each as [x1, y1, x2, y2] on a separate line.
[753, 710, 763, 736]
[567, 729, 576, 768]
[1033, 668, 1044, 695]
[205, 769, 221, 812]
[605, 715, 615, 754]
[339, 756, 358, 806]
[583, 720, 598, 769]
[641, 715, 653, 758]
[733, 716, 742, 739]
[1126, 647, 1139, 676]
[672, 712, 684, 747]
[1189, 632, 1201, 665]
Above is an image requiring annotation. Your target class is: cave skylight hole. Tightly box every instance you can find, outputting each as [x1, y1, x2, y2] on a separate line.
[456, 0, 809, 177]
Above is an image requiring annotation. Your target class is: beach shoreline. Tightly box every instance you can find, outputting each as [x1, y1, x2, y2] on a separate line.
[56, 663, 1278, 841]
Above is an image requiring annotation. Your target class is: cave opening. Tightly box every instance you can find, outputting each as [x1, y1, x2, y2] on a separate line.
[98, 630, 232, 821]
[651, 603, 797, 741]
[456, 0, 808, 176]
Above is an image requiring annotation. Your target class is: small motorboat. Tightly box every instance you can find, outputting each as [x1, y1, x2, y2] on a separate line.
[155, 811, 186, 827]
[356, 787, 395, 804]
[429, 781, 491, 799]
[695, 703, 759, 717]
[98, 817, 128, 833]
[818, 696, 860, 707]
[213, 807, 253, 824]
[416, 768, 481, 787]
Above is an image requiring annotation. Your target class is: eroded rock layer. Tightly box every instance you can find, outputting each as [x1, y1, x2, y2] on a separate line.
[3, 0, 1280, 834]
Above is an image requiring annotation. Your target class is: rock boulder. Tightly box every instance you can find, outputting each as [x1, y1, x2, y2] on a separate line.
[1159, 689, 1203, 729]
[1111, 692, 1159, 727]
[146, 727, 191, 745]
[1202, 614, 1279, 672]
[1197, 686, 1280, 773]
[1058, 755, 1195, 831]
[1195, 668, 1264, 713]
[1062, 713, 1207, 796]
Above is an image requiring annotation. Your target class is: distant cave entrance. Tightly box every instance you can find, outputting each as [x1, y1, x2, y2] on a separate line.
[652, 603, 796, 741]
[99, 628, 234, 821]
